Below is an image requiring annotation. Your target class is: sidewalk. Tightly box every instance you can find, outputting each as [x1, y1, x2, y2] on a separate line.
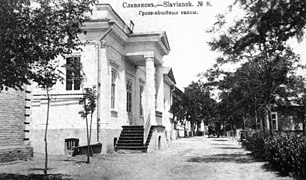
[0, 136, 293, 180]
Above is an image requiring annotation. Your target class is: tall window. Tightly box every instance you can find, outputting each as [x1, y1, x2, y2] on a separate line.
[139, 85, 144, 116]
[66, 57, 81, 90]
[126, 79, 132, 113]
[111, 69, 116, 109]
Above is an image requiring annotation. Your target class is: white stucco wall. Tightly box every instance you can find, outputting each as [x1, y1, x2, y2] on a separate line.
[30, 32, 149, 154]
[30, 43, 100, 155]
[30, 4, 172, 155]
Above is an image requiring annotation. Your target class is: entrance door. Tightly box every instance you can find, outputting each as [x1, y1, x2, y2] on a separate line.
[138, 84, 145, 125]
[126, 77, 134, 125]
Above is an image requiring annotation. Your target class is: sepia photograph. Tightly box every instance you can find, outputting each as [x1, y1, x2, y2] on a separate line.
[0, 0, 306, 179]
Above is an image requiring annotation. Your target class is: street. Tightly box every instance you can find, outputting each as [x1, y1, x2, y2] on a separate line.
[0, 136, 293, 180]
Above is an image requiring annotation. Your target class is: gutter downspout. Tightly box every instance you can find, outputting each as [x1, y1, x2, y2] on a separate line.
[97, 24, 113, 142]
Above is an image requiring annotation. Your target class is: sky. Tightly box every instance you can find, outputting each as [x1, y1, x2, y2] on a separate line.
[101, 0, 306, 90]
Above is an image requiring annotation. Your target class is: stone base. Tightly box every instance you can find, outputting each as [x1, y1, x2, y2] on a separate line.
[147, 126, 168, 152]
[0, 145, 33, 163]
[31, 128, 122, 155]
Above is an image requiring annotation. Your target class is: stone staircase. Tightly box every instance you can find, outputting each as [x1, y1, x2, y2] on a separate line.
[115, 126, 153, 153]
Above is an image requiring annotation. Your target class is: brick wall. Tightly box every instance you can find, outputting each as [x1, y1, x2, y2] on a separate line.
[0, 88, 33, 162]
[0, 146, 33, 162]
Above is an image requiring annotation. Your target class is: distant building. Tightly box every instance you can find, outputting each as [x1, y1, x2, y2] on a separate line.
[30, 4, 177, 155]
[266, 106, 303, 132]
[0, 88, 33, 162]
[161, 67, 177, 141]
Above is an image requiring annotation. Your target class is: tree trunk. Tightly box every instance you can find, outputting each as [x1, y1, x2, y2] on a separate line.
[243, 116, 246, 130]
[89, 113, 93, 156]
[302, 109, 306, 136]
[190, 122, 195, 136]
[184, 122, 187, 137]
[303, 118, 306, 136]
[44, 89, 50, 175]
[260, 117, 264, 131]
[254, 96, 259, 130]
[254, 108, 258, 130]
[266, 104, 273, 135]
[86, 115, 90, 163]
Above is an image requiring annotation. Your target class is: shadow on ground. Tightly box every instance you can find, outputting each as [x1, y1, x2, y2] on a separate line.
[28, 168, 53, 172]
[61, 159, 88, 164]
[217, 147, 242, 150]
[210, 143, 235, 146]
[187, 153, 257, 164]
[0, 173, 72, 180]
[211, 139, 228, 141]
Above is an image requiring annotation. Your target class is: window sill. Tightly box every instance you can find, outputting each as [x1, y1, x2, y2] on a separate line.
[65, 89, 83, 92]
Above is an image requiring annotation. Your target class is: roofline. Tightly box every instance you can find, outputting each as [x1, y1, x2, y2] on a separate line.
[130, 32, 164, 37]
[95, 3, 133, 34]
[174, 86, 184, 94]
[162, 67, 176, 84]
[160, 31, 171, 51]
[93, 4, 170, 52]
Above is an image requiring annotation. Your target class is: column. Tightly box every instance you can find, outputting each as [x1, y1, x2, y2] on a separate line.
[145, 54, 156, 125]
[155, 66, 164, 125]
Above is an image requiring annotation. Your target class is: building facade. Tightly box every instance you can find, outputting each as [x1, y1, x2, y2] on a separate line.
[30, 4, 176, 154]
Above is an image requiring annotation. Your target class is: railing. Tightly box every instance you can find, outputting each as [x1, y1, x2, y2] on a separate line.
[144, 114, 151, 144]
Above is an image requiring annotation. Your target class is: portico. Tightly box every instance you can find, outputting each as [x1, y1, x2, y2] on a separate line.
[123, 31, 170, 127]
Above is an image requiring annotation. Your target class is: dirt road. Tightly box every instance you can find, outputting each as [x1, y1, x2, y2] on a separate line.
[0, 136, 293, 180]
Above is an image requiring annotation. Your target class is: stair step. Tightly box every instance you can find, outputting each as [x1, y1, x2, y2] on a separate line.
[114, 125, 153, 153]
[119, 137, 143, 139]
[121, 129, 143, 132]
[122, 126, 144, 130]
[118, 139, 143, 142]
[120, 134, 143, 137]
[115, 146, 147, 150]
[121, 130, 144, 133]
[117, 139, 143, 142]
[116, 143, 144, 146]
[121, 134, 143, 136]
[117, 141, 143, 145]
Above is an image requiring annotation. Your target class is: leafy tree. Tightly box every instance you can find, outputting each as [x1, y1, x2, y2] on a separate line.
[1, 0, 95, 174]
[170, 89, 186, 129]
[292, 77, 306, 135]
[207, 0, 304, 134]
[171, 99, 188, 137]
[183, 82, 201, 136]
[181, 81, 217, 136]
[0, 0, 95, 91]
[79, 87, 97, 164]
[234, 0, 306, 44]
[34, 61, 63, 175]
